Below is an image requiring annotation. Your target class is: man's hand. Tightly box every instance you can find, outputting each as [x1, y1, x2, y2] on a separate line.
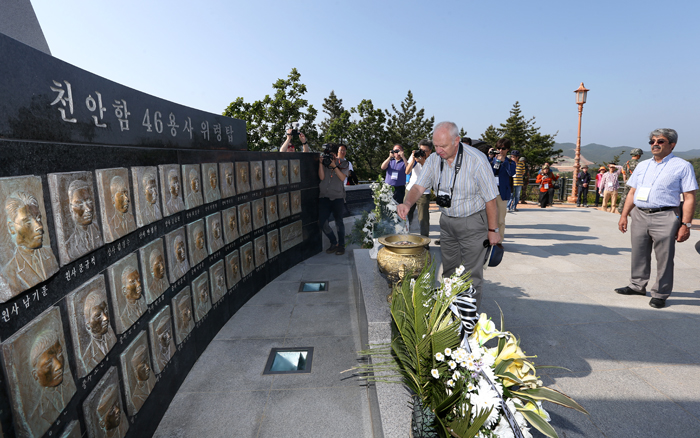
[488, 231, 500, 246]
[677, 225, 690, 242]
[299, 132, 306, 144]
[397, 149, 405, 161]
[286, 128, 293, 138]
[618, 216, 628, 233]
[583, 183, 588, 188]
[397, 203, 410, 220]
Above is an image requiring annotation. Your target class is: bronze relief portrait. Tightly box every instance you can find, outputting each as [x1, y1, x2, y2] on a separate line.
[225, 250, 240, 289]
[95, 168, 136, 243]
[254, 235, 267, 268]
[48, 171, 104, 266]
[250, 161, 264, 191]
[59, 420, 81, 438]
[235, 162, 250, 194]
[1, 306, 77, 438]
[138, 238, 169, 304]
[219, 162, 236, 199]
[130, 166, 162, 227]
[290, 190, 302, 215]
[222, 206, 238, 244]
[165, 227, 189, 284]
[278, 193, 290, 220]
[181, 164, 203, 210]
[290, 159, 301, 184]
[281, 220, 304, 252]
[192, 271, 211, 322]
[0, 175, 60, 303]
[107, 252, 146, 334]
[119, 331, 156, 416]
[147, 306, 176, 374]
[240, 242, 254, 277]
[267, 229, 280, 258]
[82, 366, 128, 438]
[265, 195, 278, 225]
[209, 260, 226, 304]
[201, 163, 221, 204]
[171, 287, 194, 344]
[66, 274, 117, 378]
[237, 202, 252, 236]
[278, 160, 290, 186]
[205, 212, 224, 255]
[186, 219, 207, 267]
[264, 160, 277, 188]
[251, 198, 265, 231]
[158, 164, 185, 217]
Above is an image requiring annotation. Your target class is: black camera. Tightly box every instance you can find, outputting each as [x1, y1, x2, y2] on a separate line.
[435, 194, 452, 208]
[290, 121, 300, 137]
[321, 145, 334, 167]
[414, 149, 426, 159]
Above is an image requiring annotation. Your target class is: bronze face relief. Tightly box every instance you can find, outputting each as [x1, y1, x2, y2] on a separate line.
[119, 331, 155, 416]
[222, 206, 239, 244]
[186, 219, 207, 267]
[158, 164, 185, 217]
[171, 287, 194, 344]
[181, 164, 203, 210]
[205, 212, 224, 255]
[290, 190, 302, 215]
[267, 229, 280, 258]
[131, 166, 162, 227]
[164, 227, 189, 284]
[265, 196, 278, 225]
[48, 171, 104, 267]
[95, 168, 136, 243]
[82, 366, 128, 438]
[219, 162, 236, 199]
[0, 175, 60, 303]
[264, 160, 277, 188]
[138, 238, 168, 304]
[278, 160, 290, 185]
[147, 306, 176, 374]
[225, 250, 241, 289]
[235, 162, 250, 194]
[1, 306, 77, 438]
[107, 252, 146, 334]
[201, 163, 221, 204]
[254, 235, 267, 268]
[251, 198, 265, 231]
[209, 260, 226, 304]
[240, 242, 254, 277]
[66, 275, 117, 378]
[192, 272, 211, 322]
[250, 161, 264, 191]
[278, 193, 290, 220]
[290, 159, 301, 184]
[237, 203, 252, 236]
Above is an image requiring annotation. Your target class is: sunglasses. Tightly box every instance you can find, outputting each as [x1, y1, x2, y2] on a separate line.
[648, 139, 667, 145]
[391, 150, 401, 154]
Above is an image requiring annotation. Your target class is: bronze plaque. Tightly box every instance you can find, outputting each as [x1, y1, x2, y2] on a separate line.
[0, 175, 60, 303]
[205, 212, 224, 255]
[147, 306, 176, 374]
[278, 193, 290, 220]
[186, 219, 207, 267]
[119, 331, 156, 416]
[237, 202, 252, 236]
[209, 260, 226, 304]
[201, 163, 221, 204]
[171, 287, 194, 345]
[250, 161, 264, 191]
[235, 162, 250, 194]
[225, 250, 240, 289]
[48, 171, 104, 266]
[240, 242, 254, 277]
[277, 160, 290, 186]
[95, 168, 137, 243]
[181, 164, 203, 210]
[164, 227, 189, 284]
[267, 229, 280, 258]
[66, 274, 117, 378]
[1, 306, 77, 438]
[290, 159, 301, 184]
[290, 190, 302, 215]
[265, 195, 278, 225]
[130, 166, 162, 228]
[219, 162, 236, 199]
[81, 366, 128, 438]
[192, 272, 211, 322]
[264, 160, 277, 188]
[251, 198, 265, 231]
[222, 206, 239, 244]
[254, 235, 267, 268]
[138, 238, 168, 304]
[281, 220, 303, 252]
[158, 164, 185, 217]
[107, 252, 146, 334]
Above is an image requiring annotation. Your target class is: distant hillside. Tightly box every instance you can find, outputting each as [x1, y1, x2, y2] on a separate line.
[555, 142, 700, 165]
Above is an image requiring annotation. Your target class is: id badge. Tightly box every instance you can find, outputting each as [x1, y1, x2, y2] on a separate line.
[544, 183, 549, 190]
[636, 187, 651, 202]
[494, 176, 500, 186]
[607, 181, 613, 188]
[391, 171, 398, 181]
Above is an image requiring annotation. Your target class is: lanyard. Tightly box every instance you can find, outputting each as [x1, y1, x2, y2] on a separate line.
[639, 158, 670, 189]
[437, 144, 463, 199]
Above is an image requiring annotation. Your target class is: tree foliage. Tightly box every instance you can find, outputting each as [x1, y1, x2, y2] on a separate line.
[347, 99, 390, 180]
[222, 68, 318, 151]
[319, 90, 352, 144]
[385, 90, 435, 150]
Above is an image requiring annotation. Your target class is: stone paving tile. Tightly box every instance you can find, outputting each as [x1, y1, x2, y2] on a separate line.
[214, 302, 293, 339]
[245, 280, 300, 306]
[286, 302, 353, 337]
[629, 363, 700, 420]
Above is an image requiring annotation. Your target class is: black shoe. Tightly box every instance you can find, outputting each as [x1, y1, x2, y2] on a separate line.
[335, 247, 345, 255]
[615, 286, 646, 296]
[649, 298, 666, 308]
[435, 240, 440, 245]
[326, 244, 338, 254]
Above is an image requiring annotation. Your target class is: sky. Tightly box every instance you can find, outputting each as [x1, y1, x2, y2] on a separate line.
[30, 0, 700, 151]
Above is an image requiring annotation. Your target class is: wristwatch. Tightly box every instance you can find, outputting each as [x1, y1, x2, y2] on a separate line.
[681, 222, 693, 229]
[488, 228, 500, 233]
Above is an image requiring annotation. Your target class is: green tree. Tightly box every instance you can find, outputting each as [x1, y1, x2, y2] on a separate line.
[222, 68, 318, 151]
[347, 99, 389, 181]
[385, 90, 435, 150]
[319, 90, 352, 144]
[459, 127, 468, 138]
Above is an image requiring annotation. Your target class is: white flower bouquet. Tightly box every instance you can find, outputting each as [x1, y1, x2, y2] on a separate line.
[348, 177, 407, 248]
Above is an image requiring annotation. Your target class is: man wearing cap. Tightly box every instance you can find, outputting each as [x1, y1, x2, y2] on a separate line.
[489, 138, 516, 243]
[598, 163, 624, 213]
[508, 152, 525, 212]
[576, 165, 591, 207]
[616, 128, 697, 309]
[381, 144, 407, 204]
[617, 148, 644, 213]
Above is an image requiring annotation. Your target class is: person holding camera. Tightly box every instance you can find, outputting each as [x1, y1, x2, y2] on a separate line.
[489, 138, 516, 244]
[280, 127, 310, 152]
[381, 144, 407, 203]
[404, 139, 433, 238]
[318, 143, 350, 255]
[398, 122, 499, 310]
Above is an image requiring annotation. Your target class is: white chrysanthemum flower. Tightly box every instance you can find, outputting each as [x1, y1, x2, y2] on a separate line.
[435, 352, 445, 362]
[466, 381, 477, 392]
[470, 384, 501, 428]
[448, 360, 457, 370]
[446, 379, 455, 388]
[431, 369, 440, 379]
[444, 348, 452, 357]
[494, 415, 516, 438]
[455, 265, 465, 276]
[452, 370, 461, 380]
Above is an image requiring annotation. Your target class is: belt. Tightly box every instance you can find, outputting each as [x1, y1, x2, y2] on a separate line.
[637, 206, 676, 213]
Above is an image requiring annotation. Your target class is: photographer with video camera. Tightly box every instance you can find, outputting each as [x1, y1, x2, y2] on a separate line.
[318, 143, 350, 255]
[404, 139, 433, 238]
[280, 122, 310, 152]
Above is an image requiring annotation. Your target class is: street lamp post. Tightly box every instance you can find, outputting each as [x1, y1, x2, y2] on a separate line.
[568, 82, 589, 203]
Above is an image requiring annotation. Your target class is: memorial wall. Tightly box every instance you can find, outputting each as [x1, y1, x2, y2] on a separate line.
[0, 33, 322, 438]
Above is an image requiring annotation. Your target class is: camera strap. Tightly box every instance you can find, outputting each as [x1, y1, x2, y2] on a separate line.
[437, 143, 463, 199]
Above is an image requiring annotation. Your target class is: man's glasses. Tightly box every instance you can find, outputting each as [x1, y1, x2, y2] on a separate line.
[391, 150, 401, 154]
[649, 139, 667, 145]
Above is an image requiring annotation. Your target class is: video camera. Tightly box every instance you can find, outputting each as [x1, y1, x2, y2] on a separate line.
[290, 121, 300, 137]
[321, 144, 335, 168]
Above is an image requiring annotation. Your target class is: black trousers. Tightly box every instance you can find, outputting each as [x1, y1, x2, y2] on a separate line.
[392, 185, 406, 204]
[577, 185, 589, 205]
[318, 197, 345, 247]
[538, 191, 548, 208]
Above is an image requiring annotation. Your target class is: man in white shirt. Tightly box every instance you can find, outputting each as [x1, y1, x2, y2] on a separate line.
[337, 144, 354, 185]
[404, 139, 433, 237]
